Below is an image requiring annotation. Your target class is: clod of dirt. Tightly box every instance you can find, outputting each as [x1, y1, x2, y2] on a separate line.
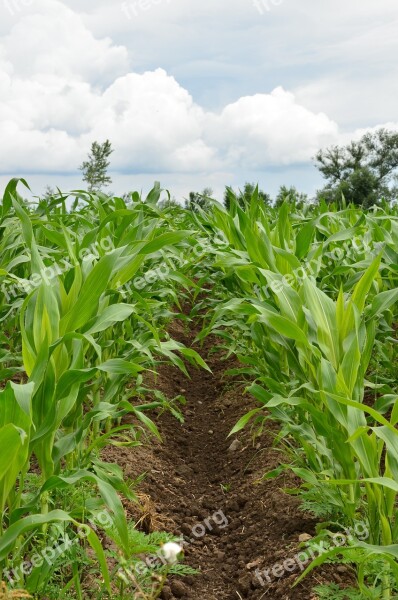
[160, 585, 172, 599]
[228, 439, 241, 452]
[337, 565, 348, 573]
[170, 580, 187, 597]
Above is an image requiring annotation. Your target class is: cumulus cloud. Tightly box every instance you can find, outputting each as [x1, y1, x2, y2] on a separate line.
[0, 0, 395, 184]
[1, 0, 129, 84]
[90, 70, 217, 173]
[205, 88, 338, 169]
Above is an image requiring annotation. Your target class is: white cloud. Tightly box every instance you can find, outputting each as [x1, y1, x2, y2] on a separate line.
[91, 70, 216, 173]
[205, 88, 338, 169]
[295, 71, 398, 129]
[0, 0, 341, 178]
[1, 0, 129, 84]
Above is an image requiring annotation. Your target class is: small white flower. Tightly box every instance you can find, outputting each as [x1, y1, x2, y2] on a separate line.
[161, 541, 183, 565]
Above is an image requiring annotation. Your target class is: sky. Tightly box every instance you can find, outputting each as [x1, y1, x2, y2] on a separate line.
[0, 0, 397, 203]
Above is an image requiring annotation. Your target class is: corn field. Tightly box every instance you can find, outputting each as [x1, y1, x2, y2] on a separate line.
[0, 179, 397, 599]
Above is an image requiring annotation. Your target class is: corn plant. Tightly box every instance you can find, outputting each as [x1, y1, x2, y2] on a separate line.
[198, 188, 398, 597]
[0, 179, 206, 595]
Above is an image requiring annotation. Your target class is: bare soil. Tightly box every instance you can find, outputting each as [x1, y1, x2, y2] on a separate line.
[104, 316, 353, 599]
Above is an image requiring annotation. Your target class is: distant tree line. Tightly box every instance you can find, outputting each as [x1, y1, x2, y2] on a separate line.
[184, 183, 309, 212]
[75, 128, 398, 210]
[187, 129, 398, 211]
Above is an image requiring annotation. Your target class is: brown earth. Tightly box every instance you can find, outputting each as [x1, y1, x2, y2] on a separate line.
[104, 316, 353, 600]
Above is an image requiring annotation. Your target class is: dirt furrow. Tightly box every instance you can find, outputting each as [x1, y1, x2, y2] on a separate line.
[105, 318, 343, 599]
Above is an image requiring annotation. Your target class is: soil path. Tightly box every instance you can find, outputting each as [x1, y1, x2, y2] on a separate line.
[106, 317, 345, 599]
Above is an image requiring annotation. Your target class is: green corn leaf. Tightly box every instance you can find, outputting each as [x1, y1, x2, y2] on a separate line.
[256, 306, 309, 345]
[84, 303, 136, 334]
[229, 409, 262, 436]
[60, 248, 123, 333]
[302, 279, 339, 368]
[1, 177, 30, 218]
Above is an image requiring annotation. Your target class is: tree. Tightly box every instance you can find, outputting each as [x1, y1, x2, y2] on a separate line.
[43, 185, 56, 199]
[80, 140, 113, 192]
[158, 197, 181, 209]
[315, 128, 398, 207]
[224, 182, 271, 211]
[185, 187, 213, 212]
[274, 185, 308, 209]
